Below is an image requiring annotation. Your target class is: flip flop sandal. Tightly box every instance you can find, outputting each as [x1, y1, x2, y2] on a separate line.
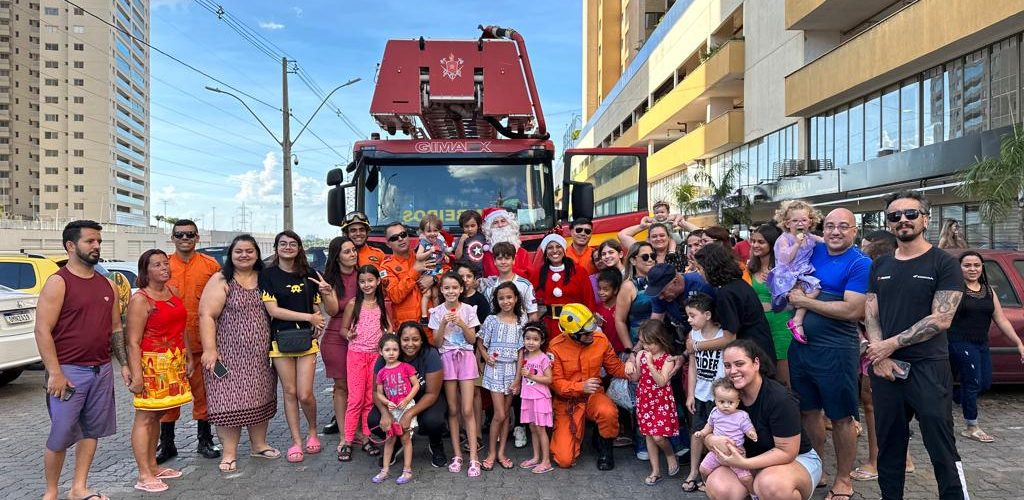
[362, 441, 382, 456]
[250, 448, 281, 459]
[467, 460, 482, 477]
[371, 469, 390, 484]
[667, 463, 680, 477]
[498, 457, 514, 469]
[826, 489, 854, 500]
[155, 468, 182, 479]
[337, 444, 353, 462]
[218, 460, 237, 473]
[306, 435, 322, 454]
[396, 468, 413, 484]
[448, 456, 463, 473]
[850, 467, 879, 481]
[76, 495, 111, 500]
[682, 479, 701, 492]
[287, 445, 304, 463]
[134, 480, 168, 493]
[532, 463, 554, 474]
[519, 458, 539, 469]
[480, 458, 495, 471]
[961, 428, 995, 443]
[644, 474, 662, 486]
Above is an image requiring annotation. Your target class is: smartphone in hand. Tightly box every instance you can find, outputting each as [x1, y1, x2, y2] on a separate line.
[213, 360, 230, 379]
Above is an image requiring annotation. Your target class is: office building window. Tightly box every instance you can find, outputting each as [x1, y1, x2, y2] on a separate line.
[864, 93, 881, 160]
[923, 67, 944, 146]
[73, 132, 84, 139]
[73, 96, 84, 104]
[73, 61, 84, 69]
[73, 43, 84, 51]
[900, 78, 919, 151]
[44, 43, 58, 51]
[73, 114, 83, 121]
[44, 78, 57, 86]
[989, 37, 1019, 129]
[881, 85, 899, 152]
[72, 26, 85, 33]
[73, 150, 84, 157]
[44, 7, 59, 15]
[44, 131, 58, 139]
[44, 60, 57, 68]
[44, 203, 59, 210]
[44, 149, 57, 157]
[73, 78, 84, 86]
[834, 106, 848, 167]
[44, 167, 58, 174]
[73, 203, 84, 210]
[946, 59, 964, 140]
[44, 96, 58, 103]
[73, 167, 84, 174]
[962, 49, 987, 135]
[848, 99, 864, 164]
[73, 185, 84, 193]
[44, 185, 58, 192]
[44, 114, 58, 122]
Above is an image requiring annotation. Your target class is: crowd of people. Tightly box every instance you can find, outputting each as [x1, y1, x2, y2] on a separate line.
[33, 191, 1024, 500]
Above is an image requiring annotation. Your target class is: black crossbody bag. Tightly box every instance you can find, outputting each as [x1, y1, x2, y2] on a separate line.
[276, 322, 313, 353]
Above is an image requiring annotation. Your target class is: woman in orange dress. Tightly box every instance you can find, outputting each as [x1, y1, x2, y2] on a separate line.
[126, 249, 192, 493]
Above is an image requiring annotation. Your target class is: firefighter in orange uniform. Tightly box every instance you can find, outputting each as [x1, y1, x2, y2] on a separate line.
[549, 303, 634, 470]
[380, 222, 433, 327]
[341, 211, 385, 268]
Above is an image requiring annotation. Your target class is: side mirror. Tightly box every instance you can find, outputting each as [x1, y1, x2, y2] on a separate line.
[365, 165, 380, 192]
[326, 168, 344, 186]
[344, 160, 358, 173]
[327, 185, 348, 226]
[570, 182, 594, 220]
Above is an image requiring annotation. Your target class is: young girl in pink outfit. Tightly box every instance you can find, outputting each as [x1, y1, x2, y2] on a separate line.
[372, 334, 420, 485]
[518, 322, 554, 474]
[428, 272, 482, 477]
[339, 265, 392, 462]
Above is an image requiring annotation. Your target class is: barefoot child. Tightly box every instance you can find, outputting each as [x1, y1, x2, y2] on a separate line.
[429, 272, 482, 477]
[479, 282, 525, 470]
[766, 200, 822, 343]
[518, 321, 554, 474]
[694, 378, 758, 495]
[682, 293, 734, 492]
[419, 214, 449, 324]
[372, 334, 420, 484]
[635, 319, 680, 485]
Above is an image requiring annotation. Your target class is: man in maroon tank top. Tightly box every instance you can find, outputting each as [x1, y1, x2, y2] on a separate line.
[34, 220, 127, 500]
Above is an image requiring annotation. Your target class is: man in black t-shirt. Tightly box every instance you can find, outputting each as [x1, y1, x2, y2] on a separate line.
[864, 190, 967, 500]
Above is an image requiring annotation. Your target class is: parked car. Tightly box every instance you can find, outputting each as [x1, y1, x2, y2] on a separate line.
[0, 253, 61, 295]
[100, 261, 140, 292]
[0, 285, 39, 386]
[197, 246, 229, 267]
[945, 249, 1024, 384]
[261, 246, 329, 274]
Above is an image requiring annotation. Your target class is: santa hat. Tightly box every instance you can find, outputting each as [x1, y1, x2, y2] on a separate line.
[482, 207, 513, 226]
[539, 233, 567, 252]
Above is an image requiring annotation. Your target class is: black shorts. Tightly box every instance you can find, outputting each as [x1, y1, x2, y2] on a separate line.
[690, 399, 715, 434]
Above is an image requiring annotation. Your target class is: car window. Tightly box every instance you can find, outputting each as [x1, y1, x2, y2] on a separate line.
[1015, 260, 1024, 282]
[0, 262, 36, 290]
[117, 271, 138, 288]
[985, 261, 1020, 307]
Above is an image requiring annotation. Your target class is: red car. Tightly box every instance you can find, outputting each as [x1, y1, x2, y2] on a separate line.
[945, 249, 1024, 384]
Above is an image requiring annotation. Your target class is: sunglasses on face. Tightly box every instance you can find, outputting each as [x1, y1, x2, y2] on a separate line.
[636, 253, 655, 262]
[574, 227, 593, 235]
[886, 209, 928, 223]
[173, 231, 197, 239]
[387, 230, 409, 242]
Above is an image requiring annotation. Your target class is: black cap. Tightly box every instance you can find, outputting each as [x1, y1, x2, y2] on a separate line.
[645, 263, 678, 297]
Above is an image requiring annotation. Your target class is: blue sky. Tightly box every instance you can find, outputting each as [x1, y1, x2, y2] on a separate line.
[148, 0, 582, 238]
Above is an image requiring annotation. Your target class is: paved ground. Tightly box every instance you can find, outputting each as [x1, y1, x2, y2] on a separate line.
[2, 364, 1023, 500]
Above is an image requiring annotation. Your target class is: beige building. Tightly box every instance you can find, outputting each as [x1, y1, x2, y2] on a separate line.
[0, 0, 149, 226]
[578, 0, 1024, 248]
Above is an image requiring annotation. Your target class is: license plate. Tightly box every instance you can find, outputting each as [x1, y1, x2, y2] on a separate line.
[3, 311, 32, 324]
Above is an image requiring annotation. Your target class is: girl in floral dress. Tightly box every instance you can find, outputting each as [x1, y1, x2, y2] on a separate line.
[635, 319, 680, 485]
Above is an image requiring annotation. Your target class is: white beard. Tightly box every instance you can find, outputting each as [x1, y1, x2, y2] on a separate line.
[484, 219, 521, 249]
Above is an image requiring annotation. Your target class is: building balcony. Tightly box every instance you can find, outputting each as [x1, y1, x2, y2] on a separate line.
[116, 176, 145, 192]
[594, 168, 639, 204]
[116, 212, 148, 226]
[571, 125, 640, 182]
[116, 193, 145, 207]
[786, 0, 1024, 116]
[648, 110, 744, 181]
[785, 0, 896, 31]
[637, 39, 744, 142]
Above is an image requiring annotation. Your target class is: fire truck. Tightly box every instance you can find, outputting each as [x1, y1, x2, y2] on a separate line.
[326, 25, 648, 251]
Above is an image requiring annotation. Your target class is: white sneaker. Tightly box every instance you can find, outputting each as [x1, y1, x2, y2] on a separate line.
[513, 426, 528, 448]
[636, 451, 649, 460]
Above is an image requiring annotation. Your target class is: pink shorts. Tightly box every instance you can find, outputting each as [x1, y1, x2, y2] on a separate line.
[700, 447, 751, 478]
[441, 349, 479, 381]
[520, 398, 552, 427]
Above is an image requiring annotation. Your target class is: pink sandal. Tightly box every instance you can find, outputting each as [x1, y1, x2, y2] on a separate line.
[134, 479, 169, 493]
[467, 460, 482, 477]
[286, 445, 304, 463]
[305, 435, 322, 454]
[788, 319, 807, 344]
[448, 456, 463, 473]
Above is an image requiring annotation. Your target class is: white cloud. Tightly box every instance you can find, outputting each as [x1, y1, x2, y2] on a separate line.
[230, 152, 281, 205]
[259, 20, 285, 30]
[226, 152, 330, 236]
[292, 7, 303, 17]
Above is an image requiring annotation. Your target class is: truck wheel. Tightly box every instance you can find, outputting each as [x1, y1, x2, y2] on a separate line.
[0, 368, 25, 386]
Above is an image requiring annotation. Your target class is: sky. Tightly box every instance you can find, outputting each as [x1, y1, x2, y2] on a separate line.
[147, 0, 583, 239]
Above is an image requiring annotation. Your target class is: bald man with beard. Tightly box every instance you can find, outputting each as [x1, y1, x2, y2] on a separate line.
[785, 208, 871, 500]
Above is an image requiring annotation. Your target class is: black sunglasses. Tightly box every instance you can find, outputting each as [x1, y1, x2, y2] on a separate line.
[387, 230, 409, 242]
[574, 227, 593, 235]
[636, 253, 655, 262]
[173, 231, 197, 239]
[885, 209, 928, 223]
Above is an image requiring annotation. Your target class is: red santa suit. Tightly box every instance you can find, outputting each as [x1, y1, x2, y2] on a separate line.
[532, 234, 596, 335]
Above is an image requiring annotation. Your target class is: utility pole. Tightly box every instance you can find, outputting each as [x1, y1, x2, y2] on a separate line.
[211, 206, 216, 231]
[281, 57, 294, 231]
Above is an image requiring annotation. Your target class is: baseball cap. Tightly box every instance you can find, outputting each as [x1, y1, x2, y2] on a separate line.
[645, 263, 678, 297]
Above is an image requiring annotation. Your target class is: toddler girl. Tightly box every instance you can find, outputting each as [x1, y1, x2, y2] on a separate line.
[767, 199, 822, 344]
[479, 282, 525, 470]
[339, 266, 392, 462]
[635, 319, 680, 485]
[694, 378, 758, 496]
[454, 210, 487, 265]
[428, 272, 482, 477]
[372, 334, 420, 485]
[419, 214, 450, 324]
[518, 321, 553, 474]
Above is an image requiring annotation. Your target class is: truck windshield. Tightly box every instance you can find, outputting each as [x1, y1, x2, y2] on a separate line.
[365, 162, 553, 231]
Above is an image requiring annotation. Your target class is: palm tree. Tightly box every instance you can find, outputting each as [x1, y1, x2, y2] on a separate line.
[671, 179, 701, 216]
[682, 161, 748, 226]
[957, 125, 1024, 250]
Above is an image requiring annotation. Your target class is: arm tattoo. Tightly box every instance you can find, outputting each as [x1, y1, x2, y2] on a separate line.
[863, 293, 883, 342]
[111, 329, 128, 366]
[895, 290, 962, 348]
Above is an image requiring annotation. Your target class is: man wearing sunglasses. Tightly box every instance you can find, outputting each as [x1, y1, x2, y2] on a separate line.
[646, 263, 716, 341]
[381, 222, 435, 327]
[158, 219, 223, 463]
[864, 190, 967, 500]
[565, 218, 595, 274]
[341, 211, 385, 268]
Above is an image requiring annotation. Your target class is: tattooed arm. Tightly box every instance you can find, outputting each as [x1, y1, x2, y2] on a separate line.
[863, 293, 882, 343]
[109, 278, 131, 386]
[867, 290, 962, 363]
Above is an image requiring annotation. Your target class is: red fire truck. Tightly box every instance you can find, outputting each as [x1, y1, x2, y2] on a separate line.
[327, 26, 647, 250]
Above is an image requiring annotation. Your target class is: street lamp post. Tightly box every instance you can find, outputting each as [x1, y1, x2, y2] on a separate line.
[205, 67, 360, 230]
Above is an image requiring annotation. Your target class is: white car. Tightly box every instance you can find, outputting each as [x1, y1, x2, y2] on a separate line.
[0, 285, 39, 386]
[99, 261, 140, 293]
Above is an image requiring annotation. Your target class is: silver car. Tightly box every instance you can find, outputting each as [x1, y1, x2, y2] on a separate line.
[0, 285, 39, 386]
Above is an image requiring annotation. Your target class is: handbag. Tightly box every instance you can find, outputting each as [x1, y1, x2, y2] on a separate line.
[276, 323, 313, 353]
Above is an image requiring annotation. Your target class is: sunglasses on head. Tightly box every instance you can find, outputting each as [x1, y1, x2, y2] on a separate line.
[574, 227, 592, 235]
[387, 230, 409, 242]
[885, 209, 928, 223]
[344, 212, 369, 225]
[173, 231, 197, 239]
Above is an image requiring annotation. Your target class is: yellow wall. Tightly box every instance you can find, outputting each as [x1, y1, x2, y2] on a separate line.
[647, 110, 744, 181]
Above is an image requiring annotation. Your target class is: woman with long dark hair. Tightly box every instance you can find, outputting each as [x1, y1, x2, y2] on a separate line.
[320, 236, 363, 447]
[531, 233, 595, 336]
[747, 223, 794, 386]
[259, 230, 339, 463]
[199, 235, 278, 473]
[949, 251, 1024, 443]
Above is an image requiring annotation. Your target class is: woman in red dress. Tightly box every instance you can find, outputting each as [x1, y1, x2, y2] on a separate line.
[531, 234, 595, 335]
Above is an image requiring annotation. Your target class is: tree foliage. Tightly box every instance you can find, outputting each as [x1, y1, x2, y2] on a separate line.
[957, 125, 1024, 249]
[674, 161, 749, 226]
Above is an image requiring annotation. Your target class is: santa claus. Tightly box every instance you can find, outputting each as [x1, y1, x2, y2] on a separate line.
[481, 207, 533, 278]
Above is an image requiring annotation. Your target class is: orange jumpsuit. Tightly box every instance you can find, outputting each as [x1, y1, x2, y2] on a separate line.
[549, 329, 626, 468]
[162, 251, 221, 422]
[380, 251, 423, 326]
[357, 244, 385, 268]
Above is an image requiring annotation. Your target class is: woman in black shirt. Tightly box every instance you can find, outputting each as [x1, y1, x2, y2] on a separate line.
[704, 340, 820, 500]
[949, 251, 1024, 443]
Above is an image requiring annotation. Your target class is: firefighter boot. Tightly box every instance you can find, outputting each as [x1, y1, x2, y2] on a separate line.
[596, 436, 615, 471]
[196, 420, 222, 459]
[155, 422, 178, 464]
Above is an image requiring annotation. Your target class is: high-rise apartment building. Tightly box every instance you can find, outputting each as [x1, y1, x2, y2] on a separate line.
[0, 0, 149, 225]
[577, 0, 1024, 249]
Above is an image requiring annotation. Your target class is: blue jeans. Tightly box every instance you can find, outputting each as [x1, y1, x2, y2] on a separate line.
[949, 340, 991, 422]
